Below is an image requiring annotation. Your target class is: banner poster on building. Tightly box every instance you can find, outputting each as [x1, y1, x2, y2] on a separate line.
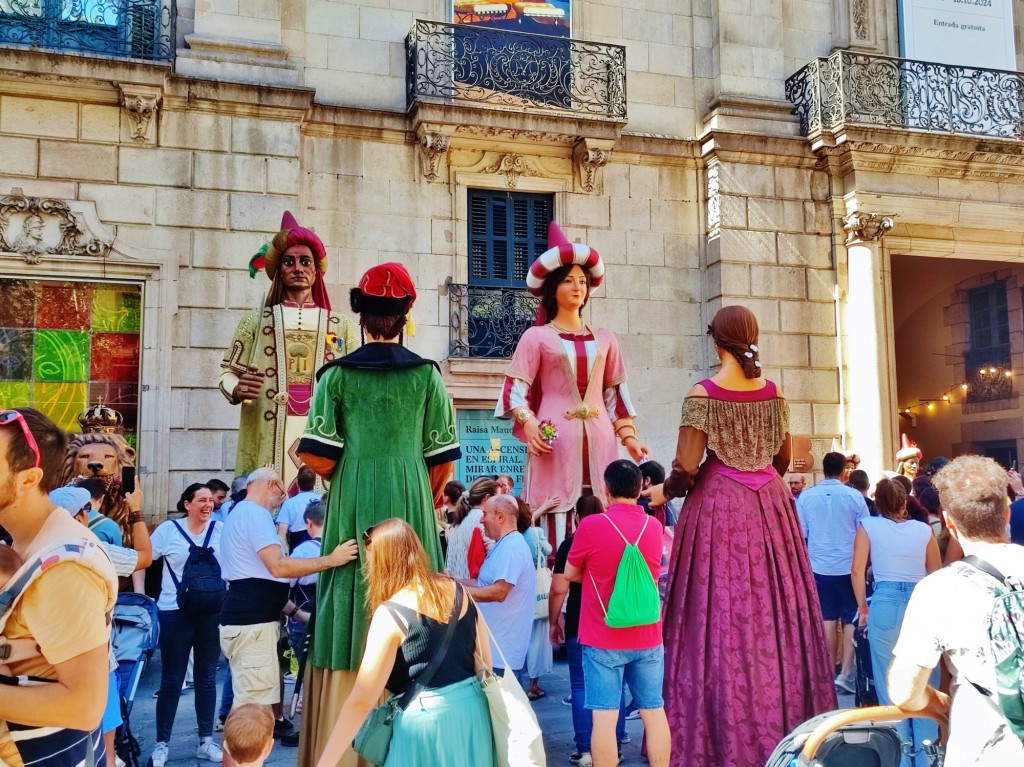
[455, 408, 527, 491]
[899, 0, 1016, 71]
[453, 0, 570, 36]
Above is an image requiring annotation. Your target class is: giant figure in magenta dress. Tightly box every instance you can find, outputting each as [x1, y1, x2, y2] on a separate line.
[496, 222, 647, 544]
[659, 306, 835, 767]
[297, 263, 461, 767]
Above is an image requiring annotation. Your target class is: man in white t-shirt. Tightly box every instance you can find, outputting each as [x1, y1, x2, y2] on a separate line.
[889, 454, 1024, 766]
[218, 468, 356, 766]
[273, 466, 320, 552]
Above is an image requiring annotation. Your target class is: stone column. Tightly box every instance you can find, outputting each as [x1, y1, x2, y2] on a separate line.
[842, 211, 896, 482]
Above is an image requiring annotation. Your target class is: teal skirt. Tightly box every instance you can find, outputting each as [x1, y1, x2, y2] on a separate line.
[385, 676, 496, 767]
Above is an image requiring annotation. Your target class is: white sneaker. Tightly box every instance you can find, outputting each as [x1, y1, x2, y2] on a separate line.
[835, 673, 857, 695]
[115, 756, 126, 767]
[150, 742, 169, 767]
[197, 737, 224, 763]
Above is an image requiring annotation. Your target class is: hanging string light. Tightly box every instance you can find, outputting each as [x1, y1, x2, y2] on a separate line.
[898, 365, 1014, 416]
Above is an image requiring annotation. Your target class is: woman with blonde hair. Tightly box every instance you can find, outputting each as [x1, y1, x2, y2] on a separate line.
[316, 519, 495, 767]
[851, 477, 941, 767]
[445, 476, 497, 579]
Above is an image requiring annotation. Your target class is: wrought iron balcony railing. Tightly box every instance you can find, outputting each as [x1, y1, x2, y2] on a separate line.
[786, 50, 1024, 140]
[0, 0, 174, 62]
[448, 282, 538, 359]
[407, 20, 626, 119]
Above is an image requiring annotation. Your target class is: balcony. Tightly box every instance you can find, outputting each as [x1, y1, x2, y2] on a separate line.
[447, 282, 538, 359]
[0, 0, 174, 62]
[785, 50, 1024, 141]
[406, 19, 626, 120]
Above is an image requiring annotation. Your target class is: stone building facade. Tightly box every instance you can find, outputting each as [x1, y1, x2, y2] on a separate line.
[0, 0, 1021, 514]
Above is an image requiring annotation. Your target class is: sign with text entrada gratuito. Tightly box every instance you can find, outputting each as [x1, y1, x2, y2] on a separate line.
[900, 0, 1015, 70]
[455, 409, 527, 492]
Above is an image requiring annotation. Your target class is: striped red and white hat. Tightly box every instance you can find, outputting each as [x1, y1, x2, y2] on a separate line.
[526, 221, 604, 297]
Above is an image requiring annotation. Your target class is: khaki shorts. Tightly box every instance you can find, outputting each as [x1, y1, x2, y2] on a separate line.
[219, 621, 281, 706]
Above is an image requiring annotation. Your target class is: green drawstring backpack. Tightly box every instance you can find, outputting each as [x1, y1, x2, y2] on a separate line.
[962, 556, 1024, 741]
[590, 514, 661, 629]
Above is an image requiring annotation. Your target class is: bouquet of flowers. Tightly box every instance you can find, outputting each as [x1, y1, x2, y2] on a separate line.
[538, 420, 559, 445]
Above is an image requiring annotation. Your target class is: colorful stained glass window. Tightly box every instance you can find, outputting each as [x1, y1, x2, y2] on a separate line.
[0, 278, 142, 445]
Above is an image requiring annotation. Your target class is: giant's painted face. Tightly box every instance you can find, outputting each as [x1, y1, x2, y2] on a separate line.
[73, 442, 120, 478]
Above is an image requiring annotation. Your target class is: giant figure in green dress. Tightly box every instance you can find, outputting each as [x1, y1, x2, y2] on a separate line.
[219, 212, 359, 489]
[296, 262, 461, 767]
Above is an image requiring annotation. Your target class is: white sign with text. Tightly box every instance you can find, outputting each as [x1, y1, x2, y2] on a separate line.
[900, 0, 1016, 71]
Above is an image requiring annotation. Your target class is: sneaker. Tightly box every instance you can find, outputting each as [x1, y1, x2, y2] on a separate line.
[196, 738, 223, 763]
[561, 694, 572, 706]
[273, 718, 297, 740]
[150, 742, 169, 767]
[569, 753, 593, 767]
[835, 673, 857, 695]
[214, 714, 226, 732]
[619, 734, 631, 744]
[625, 708, 641, 720]
[280, 730, 301, 748]
[115, 756, 126, 767]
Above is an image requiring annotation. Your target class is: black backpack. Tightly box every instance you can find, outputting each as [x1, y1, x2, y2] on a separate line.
[165, 521, 225, 616]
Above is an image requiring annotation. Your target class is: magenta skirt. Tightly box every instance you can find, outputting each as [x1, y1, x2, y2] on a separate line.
[663, 466, 836, 767]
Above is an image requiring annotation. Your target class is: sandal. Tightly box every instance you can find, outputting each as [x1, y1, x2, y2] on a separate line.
[526, 689, 547, 701]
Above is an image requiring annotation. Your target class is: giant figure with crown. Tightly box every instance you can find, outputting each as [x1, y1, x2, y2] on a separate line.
[220, 212, 359, 489]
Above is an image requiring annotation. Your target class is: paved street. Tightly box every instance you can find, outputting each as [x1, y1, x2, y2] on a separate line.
[128, 651, 652, 766]
[129, 651, 856, 765]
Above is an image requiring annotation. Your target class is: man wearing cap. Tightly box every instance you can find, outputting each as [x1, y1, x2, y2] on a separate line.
[220, 212, 359, 490]
[296, 262, 461, 765]
[496, 221, 648, 544]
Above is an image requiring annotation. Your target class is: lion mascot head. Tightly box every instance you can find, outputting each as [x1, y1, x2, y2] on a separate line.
[61, 433, 137, 545]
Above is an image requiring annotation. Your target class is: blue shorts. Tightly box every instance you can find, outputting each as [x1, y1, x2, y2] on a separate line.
[582, 645, 664, 711]
[101, 669, 122, 733]
[813, 572, 858, 623]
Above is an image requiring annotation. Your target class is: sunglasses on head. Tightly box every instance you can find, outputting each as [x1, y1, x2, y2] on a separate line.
[362, 524, 377, 546]
[0, 410, 40, 469]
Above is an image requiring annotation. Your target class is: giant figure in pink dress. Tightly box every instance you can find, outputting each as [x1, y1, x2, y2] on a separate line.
[652, 305, 836, 767]
[495, 222, 648, 543]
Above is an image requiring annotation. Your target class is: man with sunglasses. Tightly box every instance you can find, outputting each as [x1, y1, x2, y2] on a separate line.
[220, 211, 358, 492]
[218, 467, 356, 765]
[0, 408, 119, 767]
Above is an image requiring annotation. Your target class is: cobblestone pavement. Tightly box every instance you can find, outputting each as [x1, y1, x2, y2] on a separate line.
[128, 652, 855, 765]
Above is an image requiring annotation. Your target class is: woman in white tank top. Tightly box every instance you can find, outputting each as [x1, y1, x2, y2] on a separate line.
[851, 478, 941, 767]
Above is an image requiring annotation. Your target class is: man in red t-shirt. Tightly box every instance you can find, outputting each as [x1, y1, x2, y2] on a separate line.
[565, 460, 671, 767]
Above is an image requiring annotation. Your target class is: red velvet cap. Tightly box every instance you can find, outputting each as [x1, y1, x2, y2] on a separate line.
[350, 262, 417, 315]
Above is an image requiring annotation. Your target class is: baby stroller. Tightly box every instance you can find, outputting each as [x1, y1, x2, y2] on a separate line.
[765, 705, 944, 767]
[110, 592, 161, 767]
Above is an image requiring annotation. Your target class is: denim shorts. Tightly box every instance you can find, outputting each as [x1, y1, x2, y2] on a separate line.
[582, 644, 664, 711]
[813, 572, 858, 623]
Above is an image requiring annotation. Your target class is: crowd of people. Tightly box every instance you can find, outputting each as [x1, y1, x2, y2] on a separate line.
[0, 210, 1022, 767]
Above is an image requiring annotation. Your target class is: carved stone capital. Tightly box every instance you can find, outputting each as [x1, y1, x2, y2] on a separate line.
[843, 211, 895, 244]
[419, 131, 451, 181]
[118, 84, 162, 144]
[573, 139, 613, 193]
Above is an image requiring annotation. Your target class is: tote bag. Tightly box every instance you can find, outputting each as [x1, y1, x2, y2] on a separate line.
[473, 602, 546, 767]
[534, 546, 552, 621]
